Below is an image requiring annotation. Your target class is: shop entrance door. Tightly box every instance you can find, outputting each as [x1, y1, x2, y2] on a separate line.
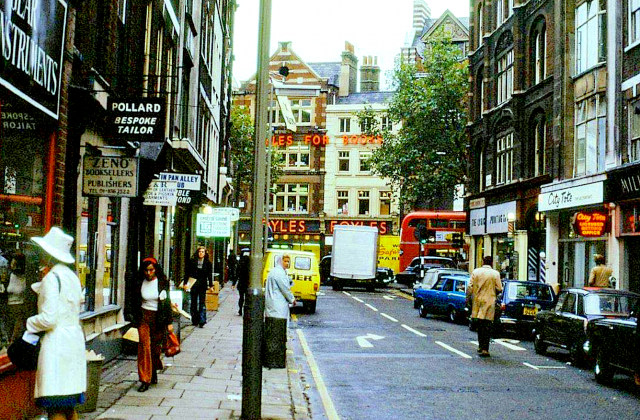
[625, 237, 640, 293]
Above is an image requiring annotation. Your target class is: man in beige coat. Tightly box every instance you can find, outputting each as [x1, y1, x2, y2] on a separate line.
[467, 256, 503, 357]
[588, 254, 612, 288]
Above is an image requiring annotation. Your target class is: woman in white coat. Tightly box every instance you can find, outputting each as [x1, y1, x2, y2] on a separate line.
[263, 254, 295, 368]
[26, 227, 86, 420]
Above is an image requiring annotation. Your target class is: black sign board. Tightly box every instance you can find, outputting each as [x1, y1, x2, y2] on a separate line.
[107, 97, 166, 142]
[0, 0, 68, 120]
[606, 164, 640, 202]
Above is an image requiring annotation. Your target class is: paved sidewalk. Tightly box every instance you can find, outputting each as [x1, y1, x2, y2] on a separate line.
[74, 286, 311, 420]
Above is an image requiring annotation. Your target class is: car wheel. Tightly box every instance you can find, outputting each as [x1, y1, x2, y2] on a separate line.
[594, 349, 615, 384]
[304, 300, 317, 314]
[448, 307, 459, 323]
[533, 332, 547, 355]
[414, 298, 421, 309]
[419, 303, 428, 318]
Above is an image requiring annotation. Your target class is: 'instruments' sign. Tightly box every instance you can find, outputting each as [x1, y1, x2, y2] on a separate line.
[572, 211, 608, 237]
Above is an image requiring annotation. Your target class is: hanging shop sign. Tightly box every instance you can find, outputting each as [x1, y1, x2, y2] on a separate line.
[539, 181, 604, 211]
[486, 201, 517, 234]
[0, 0, 68, 120]
[82, 156, 139, 197]
[197, 213, 231, 237]
[572, 210, 609, 237]
[143, 180, 178, 206]
[157, 172, 201, 190]
[276, 95, 297, 132]
[176, 189, 204, 205]
[327, 220, 391, 235]
[211, 207, 240, 222]
[469, 208, 486, 236]
[605, 165, 640, 201]
[107, 97, 166, 141]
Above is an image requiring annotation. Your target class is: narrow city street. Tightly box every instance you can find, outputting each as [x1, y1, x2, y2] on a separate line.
[291, 287, 640, 420]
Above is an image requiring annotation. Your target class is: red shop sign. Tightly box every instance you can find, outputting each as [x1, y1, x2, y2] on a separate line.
[328, 220, 389, 235]
[572, 211, 608, 237]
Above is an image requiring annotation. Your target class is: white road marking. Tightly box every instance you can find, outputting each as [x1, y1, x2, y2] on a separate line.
[435, 341, 473, 359]
[523, 362, 567, 370]
[470, 341, 479, 346]
[401, 324, 427, 337]
[317, 292, 326, 296]
[494, 339, 527, 351]
[297, 330, 341, 420]
[380, 313, 398, 322]
[352, 297, 364, 303]
[342, 291, 352, 296]
[365, 303, 378, 312]
[356, 334, 385, 348]
[383, 295, 395, 300]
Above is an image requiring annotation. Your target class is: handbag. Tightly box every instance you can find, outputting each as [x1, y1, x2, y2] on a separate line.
[164, 331, 181, 357]
[8, 273, 61, 370]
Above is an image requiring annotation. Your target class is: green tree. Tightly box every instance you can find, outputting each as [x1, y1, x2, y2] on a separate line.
[360, 31, 468, 210]
[229, 105, 283, 198]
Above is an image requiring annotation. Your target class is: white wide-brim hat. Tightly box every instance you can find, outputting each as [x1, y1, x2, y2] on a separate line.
[32, 227, 75, 264]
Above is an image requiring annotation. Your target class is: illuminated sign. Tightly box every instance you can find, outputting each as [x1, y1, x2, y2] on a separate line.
[266, 134, 329, 147]
[328, 220, 390, 235]
[341, 135, 383, 145]
[572, 211, 608, 237]
[268, 219, 321, 234]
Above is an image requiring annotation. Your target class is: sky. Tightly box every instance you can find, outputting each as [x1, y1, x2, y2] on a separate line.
[232, 0, 470, 90]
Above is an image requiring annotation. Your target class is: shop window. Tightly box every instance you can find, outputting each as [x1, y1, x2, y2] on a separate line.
[631, 0, 640, 45]
[359, 151, 372, 172]
[497, 50, 514, 105]
[379, 191, 391, 216]
[338, 151, 350, 172]
[339, 117, 351, 133]
[621, 205, 640, 234]
[575, 0, 606, 75]
[337, 190, 349, 215]
[574, 94, 606, 176]
[630, 100, 640, 162]
[272, 184, 309, 214]
[358, 191, 370, 215]
[496, 132, 514, 185]
[282, 143, 310, 169]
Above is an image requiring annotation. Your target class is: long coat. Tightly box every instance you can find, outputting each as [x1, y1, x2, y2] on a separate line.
[588, 265, 612, 288]
[467, 265, 503, 321]
[185, 258, 213, 294]
[26, 264, 86, 399]
[265, 265, 295, 319]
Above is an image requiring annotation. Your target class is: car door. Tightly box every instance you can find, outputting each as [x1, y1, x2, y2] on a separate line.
[544, 292, 567, 345]
[436, 278, 455, 313]
[451, 279, 467, 311]
[555, 292, 578, 347]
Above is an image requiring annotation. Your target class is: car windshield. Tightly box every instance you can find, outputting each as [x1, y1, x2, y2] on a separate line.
[294, 257, 311, 270]
[584, 294, 638, 316]
[422, 258, 455, 268]
[507, 283, 554, 301]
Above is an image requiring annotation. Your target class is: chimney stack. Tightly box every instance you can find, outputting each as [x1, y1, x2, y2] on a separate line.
[360, 55, 380, 92]
[339, 42, 358, 97]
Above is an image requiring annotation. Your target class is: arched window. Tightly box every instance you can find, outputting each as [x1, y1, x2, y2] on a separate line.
[477, 66, 485, 116]
[533, 114, 547, 177]
[531, 18, 547, 85]
[477, 3, 484, 47]
[496, 32, 514, 105]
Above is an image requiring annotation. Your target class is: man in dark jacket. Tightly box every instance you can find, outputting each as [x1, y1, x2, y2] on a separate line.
[236, 250, 250, 316]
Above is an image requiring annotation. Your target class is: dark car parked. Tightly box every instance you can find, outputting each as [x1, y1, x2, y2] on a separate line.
[585, 300, 640, 384]
[396, 256, 456, 286]
[534, 288, 639, 365]
[467, 280, 556, 337]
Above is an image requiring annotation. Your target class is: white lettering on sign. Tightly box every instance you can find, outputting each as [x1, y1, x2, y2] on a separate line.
[143, 180, 178, 206]
[111, 102, 162, 113]
[470, 208, 486, 236]
[538, 182, 604, 212]
[197, 213, 231, 237]
[486, 201, 516, 234]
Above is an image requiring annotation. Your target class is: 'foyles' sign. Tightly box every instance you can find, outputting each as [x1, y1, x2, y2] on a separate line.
[108, 97, 166, 141]
[0, 0, 68, 120]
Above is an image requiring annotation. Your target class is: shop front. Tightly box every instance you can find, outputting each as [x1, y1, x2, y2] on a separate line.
[539, 178, 610, 290]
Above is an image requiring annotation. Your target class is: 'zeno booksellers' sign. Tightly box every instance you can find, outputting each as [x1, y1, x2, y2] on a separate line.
[108, 97, 166, 142]
[0, 0, 68, 120]
[82, 156, 138, 197]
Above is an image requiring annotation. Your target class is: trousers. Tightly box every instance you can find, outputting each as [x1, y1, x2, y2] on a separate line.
[476, 319, 493, 351]
[138, 309, 163, 384]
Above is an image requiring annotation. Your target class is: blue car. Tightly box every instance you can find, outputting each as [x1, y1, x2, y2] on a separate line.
[415, 274, 470, 323]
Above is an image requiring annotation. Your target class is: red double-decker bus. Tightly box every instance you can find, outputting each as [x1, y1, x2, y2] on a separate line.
[399, 211, 467, 272]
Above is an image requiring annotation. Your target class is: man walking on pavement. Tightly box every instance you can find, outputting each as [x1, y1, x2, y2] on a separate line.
[235, 249, 250, 316]
[467, 255, 503, 358]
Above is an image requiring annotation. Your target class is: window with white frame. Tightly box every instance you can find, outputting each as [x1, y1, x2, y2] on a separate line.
[282, 143, 310, 169]
[630, 0, 640, 45]
[497, 50, 514, 105]
[268, 100, 285, 125]
[337, 190, 349, 215]
[508, 0, 514, 17]
[479, 149, 484, 191]
[291, 99, 312, 124]
[339, 117, 351, 133]
[477, 67, 484, 115]
[496, 132, 514, 185]
[477, 3, 483, 45]
[359, 151, 372, 172]
[272, 184, 309, 213]
[497, 0, 504, 25]
[574, 93, 607, 175]
[358, 191, 370, 215]
[381, 116, 393, 131]
[379, 191, 391, 215]
[575, 0, 606, 74]
[534, 118, 547, 177]
[338, 151, 350, 172]
[630, 101, 640, 161]
[533, 24, 546, 84]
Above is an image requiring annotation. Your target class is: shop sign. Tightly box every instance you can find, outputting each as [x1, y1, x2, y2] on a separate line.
[211, 207, 240, 221]
[82, 156, 138, 197]
[0, 0, 68, 120]
[275, 95, 297, 132]
[268, 219, 321, 234]
[486, 201, 517, 234]
[143, 180, 178, 206]
[107, 97, 166, 141]
[157, 172, 201, 190]
[341, 135, 384, 145]
[176, 189, 203, 205]
[435, 231, 457, 242]
[606, 166, 640, 201]
[1, 108, 37, 131]
[196, 213, 231, 237]
[470, 208, 486, 236]
[469, 197, 485, 209]
[266, 133, 329, 147]
[538, 181, 604, 211]
[572, 211, 608, 237]
[327, 220, 391, 235]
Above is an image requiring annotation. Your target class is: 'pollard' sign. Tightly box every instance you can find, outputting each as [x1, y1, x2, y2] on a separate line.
[0, 0, 68, 120]
[108, 98, 166, 142]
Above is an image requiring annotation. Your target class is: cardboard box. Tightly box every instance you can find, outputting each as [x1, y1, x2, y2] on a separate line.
[206, 291, 219, 311]
[212, 280, 220, 293]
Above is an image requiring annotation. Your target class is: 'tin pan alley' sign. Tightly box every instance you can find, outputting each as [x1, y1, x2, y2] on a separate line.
[0, 0, 68, 119]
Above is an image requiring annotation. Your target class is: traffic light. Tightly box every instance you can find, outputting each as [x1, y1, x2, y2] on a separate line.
[414, 224, 429, 244]
[451, 232, 464, 248]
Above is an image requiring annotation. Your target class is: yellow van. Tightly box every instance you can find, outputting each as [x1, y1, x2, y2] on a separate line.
[262, 249, 320, 314]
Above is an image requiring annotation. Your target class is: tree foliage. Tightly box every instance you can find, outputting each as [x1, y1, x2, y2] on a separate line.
[229, 105, 283, 198]
[360, 31, 468, 210]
